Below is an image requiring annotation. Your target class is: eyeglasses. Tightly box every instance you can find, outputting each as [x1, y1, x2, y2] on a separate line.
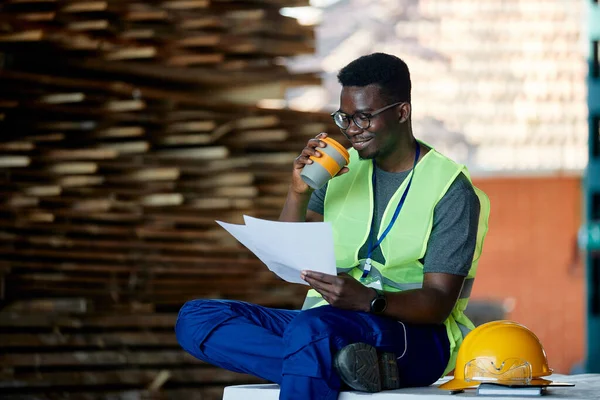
[331, 102, 404, 131]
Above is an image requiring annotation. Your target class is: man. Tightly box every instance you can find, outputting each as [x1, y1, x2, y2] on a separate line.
[176, 53, 490, 400]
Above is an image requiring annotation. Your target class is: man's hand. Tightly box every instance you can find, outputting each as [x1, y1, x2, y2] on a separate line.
[291, 132, 349, 195]
[301, 270, 375, 312]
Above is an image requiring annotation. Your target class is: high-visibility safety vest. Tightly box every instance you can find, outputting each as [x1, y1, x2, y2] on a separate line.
[302, 142, 491, 375]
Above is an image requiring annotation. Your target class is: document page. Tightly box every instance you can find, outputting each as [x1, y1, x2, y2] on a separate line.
[216, 216, 337, 285]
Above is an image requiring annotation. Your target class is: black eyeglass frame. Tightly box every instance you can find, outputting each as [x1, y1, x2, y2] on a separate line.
[330, 101, 404, 131]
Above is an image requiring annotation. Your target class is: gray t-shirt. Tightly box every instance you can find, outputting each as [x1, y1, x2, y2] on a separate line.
[307, 167, 480, 276]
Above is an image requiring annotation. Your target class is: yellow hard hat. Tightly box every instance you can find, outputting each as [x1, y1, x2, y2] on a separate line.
[439, 320, 553, 391]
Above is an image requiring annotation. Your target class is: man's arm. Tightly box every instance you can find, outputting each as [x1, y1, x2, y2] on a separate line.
[279, 190, 312, 222]
[301, 271, 463, 324]
[380, 272, 465, 323]
[279, 192, 324, 223]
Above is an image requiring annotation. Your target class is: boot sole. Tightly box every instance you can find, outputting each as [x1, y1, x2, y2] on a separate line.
[334, 342, 400, 392]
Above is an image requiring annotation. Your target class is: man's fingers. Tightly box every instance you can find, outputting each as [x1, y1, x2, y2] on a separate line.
[305, 278, 336, 298]
[302, 274, 329, 289]
[293, 155, 313, 169]
[301, 147, 321, 159]
[302, 270, 337, 283]
[335, 166, 349, 177]
[294, 137, 326, 169]
[306, 138, 326, 150]
[304, 275, 327, 288]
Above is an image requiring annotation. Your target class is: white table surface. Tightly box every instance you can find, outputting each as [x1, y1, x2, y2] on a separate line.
[223, 374, 600, 399]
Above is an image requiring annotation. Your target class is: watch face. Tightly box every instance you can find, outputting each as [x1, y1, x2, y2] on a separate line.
[371, 297, 387, 314]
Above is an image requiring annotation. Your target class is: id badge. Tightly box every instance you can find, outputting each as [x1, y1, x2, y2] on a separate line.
[358, 258, 383, 290]
[359, 272, 383, 290]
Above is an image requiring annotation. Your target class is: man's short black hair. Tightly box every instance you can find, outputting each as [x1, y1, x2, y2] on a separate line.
[337, 53, 411, 103]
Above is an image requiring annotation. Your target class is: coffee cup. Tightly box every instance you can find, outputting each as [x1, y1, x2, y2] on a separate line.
[301, 137, 350, 190]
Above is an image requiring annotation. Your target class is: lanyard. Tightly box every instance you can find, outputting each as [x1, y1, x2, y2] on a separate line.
[361, 141, 420, 279]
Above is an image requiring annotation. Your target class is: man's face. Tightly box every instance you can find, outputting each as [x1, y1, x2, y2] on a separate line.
[339, 84, 403, 161]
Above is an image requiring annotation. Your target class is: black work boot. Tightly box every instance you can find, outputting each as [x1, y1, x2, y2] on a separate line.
[334, 342, 400, 392]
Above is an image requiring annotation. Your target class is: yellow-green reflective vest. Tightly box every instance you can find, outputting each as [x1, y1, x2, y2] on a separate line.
[302, 143, 490, 376]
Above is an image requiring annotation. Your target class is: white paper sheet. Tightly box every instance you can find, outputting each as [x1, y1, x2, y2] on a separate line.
[216, 216, 337, 285]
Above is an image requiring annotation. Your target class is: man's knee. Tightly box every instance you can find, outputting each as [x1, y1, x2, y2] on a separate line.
[175, 300, 204, 356]
[175, 299, 235, 358]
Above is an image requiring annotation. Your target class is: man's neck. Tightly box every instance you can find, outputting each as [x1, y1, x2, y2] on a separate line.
[375, 136, 418, 173]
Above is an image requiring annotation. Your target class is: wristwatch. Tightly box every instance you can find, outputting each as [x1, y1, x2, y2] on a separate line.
[369, 289, 387, 314]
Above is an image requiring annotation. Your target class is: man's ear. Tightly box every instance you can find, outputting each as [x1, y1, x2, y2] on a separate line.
[399, 103, 411, 123]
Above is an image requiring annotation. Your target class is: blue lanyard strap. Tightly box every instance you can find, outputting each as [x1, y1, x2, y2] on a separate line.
[362, 141, 421, 279]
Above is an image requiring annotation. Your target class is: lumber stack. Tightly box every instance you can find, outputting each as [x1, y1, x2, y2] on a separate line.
[0, 1, 343, 398]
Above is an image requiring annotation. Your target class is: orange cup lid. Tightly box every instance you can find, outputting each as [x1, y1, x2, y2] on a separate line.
[321, 137, 349, 164]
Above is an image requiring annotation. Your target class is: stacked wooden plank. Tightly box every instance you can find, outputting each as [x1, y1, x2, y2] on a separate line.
[0, 1, 344, 398]
[0, 304, 266, 399]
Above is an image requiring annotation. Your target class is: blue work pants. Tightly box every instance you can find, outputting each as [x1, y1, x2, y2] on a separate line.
[175, 299, 449, 400]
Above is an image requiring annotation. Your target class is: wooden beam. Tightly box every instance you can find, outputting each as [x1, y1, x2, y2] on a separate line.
[0, 313, 177, 328]
[0, 368, 262, 388]
[0, 332, 178, 348]
[0, 260, 261, 275]
[0, 350, 201, 368]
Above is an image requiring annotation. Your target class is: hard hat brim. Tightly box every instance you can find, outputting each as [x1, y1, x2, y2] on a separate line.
[438, 378, 479, 391]
[438, 377, 554, 391]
